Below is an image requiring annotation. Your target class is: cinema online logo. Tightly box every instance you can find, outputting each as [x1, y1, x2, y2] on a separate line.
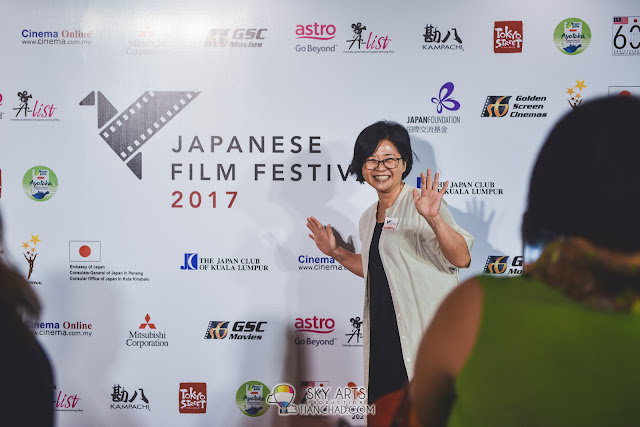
[567, 79, 588, 110]
[54, 386, 82, 412]
[11, 91, 58, 121]
[295, 23, 338, 53]
[554, 18, 591, 55]
[111, 384, 150, 410]
[21, 28, 92, 46]
[423, 24, 462, 50]
[204, 28, 267, 48]
[613, 16, 640, 56]
[494, 21, 523, 53]
[25, 319, 93, 337]
[407, 82, 461, 134]
[298, 255, 346, 271]
[179, 383, 206, 414]
[483, 255, 523, 275]
[204, 320, 267, 340]
[345, 22, 393, 53]
[126, 314, 169, 348]
[481, 95, 547, 118]
[236, 381, 271, 417]
[79, 90, 200, 179]
[181, 254, 269, 271]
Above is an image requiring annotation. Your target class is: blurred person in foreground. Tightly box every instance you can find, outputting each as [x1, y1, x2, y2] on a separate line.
[379, 96, 640, 427]
[0, 216, 54, 426]
[307, 121, 473, 405]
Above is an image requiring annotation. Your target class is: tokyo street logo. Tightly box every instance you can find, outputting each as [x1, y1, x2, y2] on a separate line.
[79, 90, 200, 179]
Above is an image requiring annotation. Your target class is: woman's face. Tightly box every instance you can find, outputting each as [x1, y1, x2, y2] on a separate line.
[362, 139, 407, 195]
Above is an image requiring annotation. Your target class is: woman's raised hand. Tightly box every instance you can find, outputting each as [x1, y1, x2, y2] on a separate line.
[307, 216, 338, 257]
[412, 169, 449, 219]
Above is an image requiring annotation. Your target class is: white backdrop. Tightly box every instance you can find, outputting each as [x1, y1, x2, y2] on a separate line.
[1, 0, 638, 425]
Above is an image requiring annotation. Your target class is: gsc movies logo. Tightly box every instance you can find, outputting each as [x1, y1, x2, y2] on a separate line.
[204, 320, 267, 340]
[483, 255, 523, 275]
[204, 28, 267, 48]
[79, 90, 200, 179]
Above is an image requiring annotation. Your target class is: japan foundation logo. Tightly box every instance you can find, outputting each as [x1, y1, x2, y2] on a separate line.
[481, 95, 547, 118]
[407, 82, 461, 134]
[79, 90, 200, 179]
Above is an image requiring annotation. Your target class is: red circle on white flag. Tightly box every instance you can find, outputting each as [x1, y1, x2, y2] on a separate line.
[79, 245, 91, 257]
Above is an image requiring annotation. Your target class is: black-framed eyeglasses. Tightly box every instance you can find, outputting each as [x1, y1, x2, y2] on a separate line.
[364, 157, 403, 170]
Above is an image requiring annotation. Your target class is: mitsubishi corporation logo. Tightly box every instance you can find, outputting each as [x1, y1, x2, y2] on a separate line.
[79, 90, 200, 179]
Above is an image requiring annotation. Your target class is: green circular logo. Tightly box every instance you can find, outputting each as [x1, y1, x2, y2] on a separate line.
[236, 381, 271, 417]
[554, 18, 591, 55]
[23, 166, 58, 202]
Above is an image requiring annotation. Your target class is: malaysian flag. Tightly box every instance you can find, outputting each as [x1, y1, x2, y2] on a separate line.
[614, 17, 629, 24]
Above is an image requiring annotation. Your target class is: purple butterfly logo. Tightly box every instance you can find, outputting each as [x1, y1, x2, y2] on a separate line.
[431, 82, 460, 114]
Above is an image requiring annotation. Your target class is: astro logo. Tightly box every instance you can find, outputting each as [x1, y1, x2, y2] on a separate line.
[79, 90, 200, 179]
[180, 253, 198, 270]
[483, 255, 524, 275]
[481, 96, 511, 117]
[294, 316, 335, 333]
[204, 321, 229, 339]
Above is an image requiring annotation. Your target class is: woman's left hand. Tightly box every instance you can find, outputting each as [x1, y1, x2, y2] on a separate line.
[412, 169, 449, 219]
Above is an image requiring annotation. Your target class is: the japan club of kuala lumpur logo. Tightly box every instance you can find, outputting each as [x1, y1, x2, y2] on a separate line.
[23, 166, 58, 201]
[554, 18, 591, 55]
[79, 90, 200, 179]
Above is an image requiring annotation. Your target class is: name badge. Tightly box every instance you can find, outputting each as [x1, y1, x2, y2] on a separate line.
[383, 217, 400, 230]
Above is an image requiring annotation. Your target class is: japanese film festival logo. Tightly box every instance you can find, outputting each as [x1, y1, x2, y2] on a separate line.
[79, 90, 200, 179]
[22, 234, 42, 279]
[567, 80, 587, 110]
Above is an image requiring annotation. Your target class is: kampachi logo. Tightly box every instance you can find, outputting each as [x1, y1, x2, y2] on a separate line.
[111, 385, 150, 410]
[296, 24, 336, 40]
[22, 234, 42, 280]
[79, 90, 200, 179]
[494, 21, 523, 53]
[481, 96, 511, 117]
[345, 22, 392, 53]
[179, 383, 206, 414]
[567, 80, 587, 110]
[423, 25, 462, 50]
[11, 91, 58, 121]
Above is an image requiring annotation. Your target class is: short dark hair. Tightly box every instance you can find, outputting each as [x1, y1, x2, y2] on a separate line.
[348, 121, 414, 183]
[522, 96, 640, 253]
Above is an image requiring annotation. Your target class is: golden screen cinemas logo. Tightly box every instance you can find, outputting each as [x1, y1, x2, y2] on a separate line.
[79, 90, 200, 179]
[204, 320, 267, 340]
[483, 255, 523, 275]
[481, 95, 547, 118]
[294, 316, 336, 346]
[205, 28, 267, 48]
[126, 314, 168, 348]
[295, 23, 338, 53]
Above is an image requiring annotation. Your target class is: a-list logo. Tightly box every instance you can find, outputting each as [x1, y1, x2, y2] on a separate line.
[342, 316, 363, 347]
[11, 91, 58, 122]
[345, 22, 393, 53]
[483, 255, 523, 275]
[54, 385, 83, 412]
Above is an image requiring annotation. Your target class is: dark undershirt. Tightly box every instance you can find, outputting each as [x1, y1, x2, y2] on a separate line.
[367, 222, 408, 404]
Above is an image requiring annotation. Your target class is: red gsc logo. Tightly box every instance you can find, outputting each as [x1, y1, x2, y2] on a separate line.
[483, 256, 524, 275]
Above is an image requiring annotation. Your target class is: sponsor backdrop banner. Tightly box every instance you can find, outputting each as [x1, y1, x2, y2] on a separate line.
[0, 0, 637, 425]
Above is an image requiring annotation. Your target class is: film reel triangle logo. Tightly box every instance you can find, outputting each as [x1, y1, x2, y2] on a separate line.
[80, 90, 200, 179]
